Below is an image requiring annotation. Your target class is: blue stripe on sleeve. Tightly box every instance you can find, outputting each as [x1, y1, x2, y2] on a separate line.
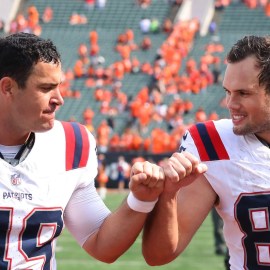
[196, 123, 219, 161]
[71, 122, 83, 169]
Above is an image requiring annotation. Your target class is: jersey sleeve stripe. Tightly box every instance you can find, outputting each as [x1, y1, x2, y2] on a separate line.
[61, 121, 76, 171]
[189, 123, 217, 161]
[204, 121, 229, 160]
[71, 122, 83, 169]
[189, 121, 229, 161]
[77, 123, 90, 168]
[61, 122, 90, 170]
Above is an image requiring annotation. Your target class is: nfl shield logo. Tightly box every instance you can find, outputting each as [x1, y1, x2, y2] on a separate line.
[11, 174, 22, 186]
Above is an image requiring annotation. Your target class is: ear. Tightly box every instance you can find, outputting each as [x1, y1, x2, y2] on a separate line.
[0, 77, 15, 96]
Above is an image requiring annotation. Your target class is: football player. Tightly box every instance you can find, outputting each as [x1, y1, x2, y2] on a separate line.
[142, 35, 270, 270]
[0, 32, 164, 269]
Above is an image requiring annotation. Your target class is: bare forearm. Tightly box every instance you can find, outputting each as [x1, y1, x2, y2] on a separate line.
[142, 192, 180, 266]
[83, 200, 147, 263]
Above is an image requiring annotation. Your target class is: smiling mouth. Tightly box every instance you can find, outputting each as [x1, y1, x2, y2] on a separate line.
[231, 114, 244, 120]
[230, 113, 247, 125]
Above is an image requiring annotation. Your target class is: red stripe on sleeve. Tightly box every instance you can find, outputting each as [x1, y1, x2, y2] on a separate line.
[189, 125, 210, 161]
[205, 121, 229, 160]
[61, 122, 75, 171]
[78, 124, 90, 168]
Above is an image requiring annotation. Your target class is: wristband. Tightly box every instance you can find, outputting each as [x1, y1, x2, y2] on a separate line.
[127, 192, 158, 213]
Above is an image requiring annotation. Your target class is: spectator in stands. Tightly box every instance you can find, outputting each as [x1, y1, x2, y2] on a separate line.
[73, 59, 86, 78]
[265, 1, 270, 16]
[150, 18, 160, 33]
[83, 107, 95, 124]
[139, 17, 151, 34]
[96, 120, 111, 153]
[212, 62, 222, 84]
[140, 36, 152, 50]
[209, 20, 217, 35]
[9, 14, 29, 34]
[85, 0, 95, 10]
[136, 0, 152, 9]
[162, 18, 173, 34]
[78, 43, 89, 65]
[116, 156, 130, 191]
[89, 30, 99, 46]
[97, 154, 109, 199]
[195, 107, 207, 122]
[96, 0, 107, 9]
[27, 6, 39, 30]
[107, 116, 115, 130]
[109, 133, 121, 151]
[69, 12, 87, 25]
[208, 111, 220, 121]
[42, 6, 53, 23]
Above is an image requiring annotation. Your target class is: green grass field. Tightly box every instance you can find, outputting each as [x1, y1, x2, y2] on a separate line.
[56, 192, 225, 270]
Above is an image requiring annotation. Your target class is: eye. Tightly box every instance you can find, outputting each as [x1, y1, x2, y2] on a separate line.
[224, 89, 230, 95]
[41, 85, 57, 92]
[239, 91, 249, 96]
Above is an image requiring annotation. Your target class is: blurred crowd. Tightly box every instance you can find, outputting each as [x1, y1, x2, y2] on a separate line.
[3, 0, 270, 155]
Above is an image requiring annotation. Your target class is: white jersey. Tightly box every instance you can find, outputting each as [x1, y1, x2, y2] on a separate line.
[181, 119, 270, 270]
[0, 120, 111, 270]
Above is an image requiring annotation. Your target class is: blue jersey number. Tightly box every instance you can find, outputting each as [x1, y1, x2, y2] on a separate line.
[235, 193, 270, 269]
[0, 208, 63, 269]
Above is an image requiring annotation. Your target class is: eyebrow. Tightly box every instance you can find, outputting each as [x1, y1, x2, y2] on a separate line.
[38, 81, 62, 87]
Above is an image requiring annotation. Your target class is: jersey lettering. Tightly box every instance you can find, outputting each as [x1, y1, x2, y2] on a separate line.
[235, 193, 270, 269]
[0, 208, 63, 270]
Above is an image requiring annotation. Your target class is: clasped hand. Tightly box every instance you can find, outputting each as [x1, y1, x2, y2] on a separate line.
[129, 152, 208, 201]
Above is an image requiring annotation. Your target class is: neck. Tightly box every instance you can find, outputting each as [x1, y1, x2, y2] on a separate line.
[0, 130, 31, 146]
[0, 117, 32, 145]
[255, 134, 270, 148]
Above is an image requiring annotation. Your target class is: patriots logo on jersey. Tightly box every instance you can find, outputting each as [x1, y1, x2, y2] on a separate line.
[10, 173, 22, 186]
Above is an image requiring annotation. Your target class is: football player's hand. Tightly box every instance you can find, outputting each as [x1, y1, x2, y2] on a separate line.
[129, 161, 165, 202]
[161, 151, 208, 194]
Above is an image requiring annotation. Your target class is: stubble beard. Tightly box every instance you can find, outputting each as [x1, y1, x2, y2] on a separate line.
[233, 120, 270, 136]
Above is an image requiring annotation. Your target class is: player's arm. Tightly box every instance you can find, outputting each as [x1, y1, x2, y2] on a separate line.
[142, 152, 217, 265]
[82, 161, 164, 263]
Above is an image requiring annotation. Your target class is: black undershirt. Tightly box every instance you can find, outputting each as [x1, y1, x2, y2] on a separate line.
[0, 133, 35, 166]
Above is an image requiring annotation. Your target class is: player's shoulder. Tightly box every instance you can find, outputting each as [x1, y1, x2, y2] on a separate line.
[188, 119, 233, 135]
[51, 120, 95, 141]
[35, 120, 96, 171]
[187, 119, 235, 146]
[185, 119, 237, 161]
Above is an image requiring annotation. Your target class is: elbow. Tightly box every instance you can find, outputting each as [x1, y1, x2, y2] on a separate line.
[90, 254, 120, 264]
[99, 257, 118, 264]
[84, 248, 121, 264]
[143, 248, 179, 266]
[143, 255, 176, 266]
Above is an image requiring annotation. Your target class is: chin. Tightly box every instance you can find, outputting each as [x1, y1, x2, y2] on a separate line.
[36, 120, 55, 133]
[233, 125, 253, 136]
[46, 120, 55, 130]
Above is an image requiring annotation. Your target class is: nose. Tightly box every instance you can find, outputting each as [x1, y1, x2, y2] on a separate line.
[51, 87, 64, 107]
[226, 94, 239, 111]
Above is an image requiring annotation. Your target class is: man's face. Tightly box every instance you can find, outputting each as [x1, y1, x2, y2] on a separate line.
[10, 61, 64, 134]
[223, 56, 270, 141]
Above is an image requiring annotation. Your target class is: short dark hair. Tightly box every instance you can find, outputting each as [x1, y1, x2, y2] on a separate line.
[0, 32, 61, 88]
[227, 35, 270, 94]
